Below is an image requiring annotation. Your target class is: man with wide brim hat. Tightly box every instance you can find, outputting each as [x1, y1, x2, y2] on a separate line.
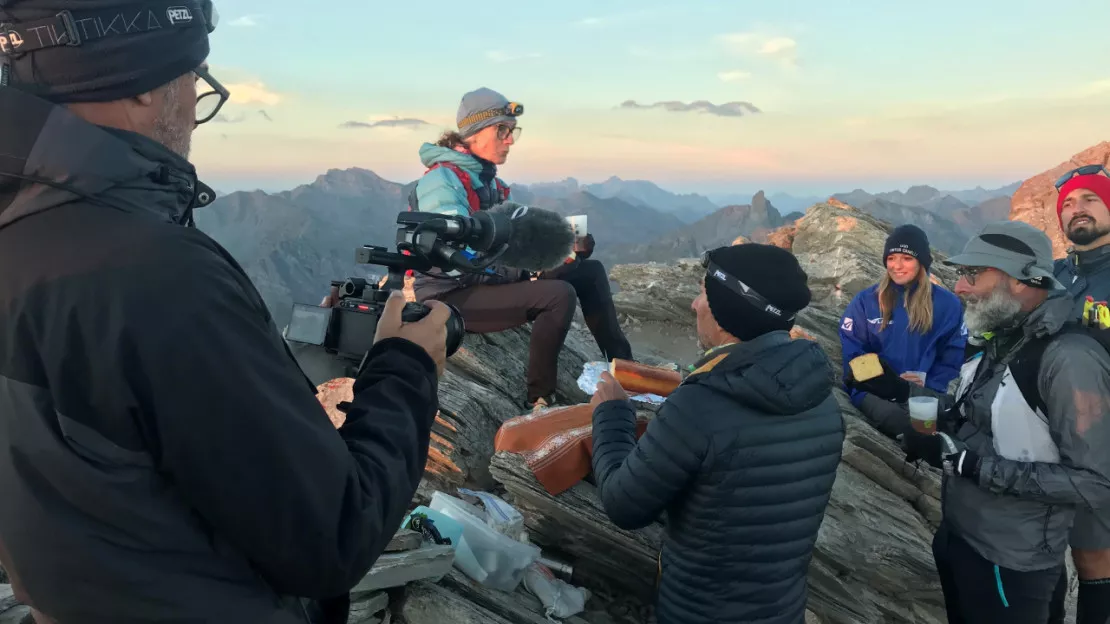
[847, 220, 1110, 623]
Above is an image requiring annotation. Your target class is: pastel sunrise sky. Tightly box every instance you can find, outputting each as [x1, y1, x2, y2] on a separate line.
[193, 0, 1110, 196]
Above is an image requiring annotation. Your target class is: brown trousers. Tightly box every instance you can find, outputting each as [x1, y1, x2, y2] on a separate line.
[439, 279, 577, 403]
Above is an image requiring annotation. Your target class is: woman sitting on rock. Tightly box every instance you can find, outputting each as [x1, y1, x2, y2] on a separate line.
[838, 224, 967, 438]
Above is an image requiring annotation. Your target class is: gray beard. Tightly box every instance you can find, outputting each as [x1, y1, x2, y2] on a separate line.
[151, 80, 192, 159]
[963, 286, 1023, 335]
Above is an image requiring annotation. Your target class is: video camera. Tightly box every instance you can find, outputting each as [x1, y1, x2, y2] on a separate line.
[284, 208, 532, 373]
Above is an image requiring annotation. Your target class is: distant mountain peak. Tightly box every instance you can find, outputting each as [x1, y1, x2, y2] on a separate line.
[302, 167, 397, 197]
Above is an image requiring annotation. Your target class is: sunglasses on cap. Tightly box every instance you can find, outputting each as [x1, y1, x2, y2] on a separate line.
[700, 249, 795, 321]
[1055, 165, 1110, 190]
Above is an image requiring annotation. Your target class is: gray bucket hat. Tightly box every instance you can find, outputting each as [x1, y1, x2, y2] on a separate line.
[943, 221, 1063, 289]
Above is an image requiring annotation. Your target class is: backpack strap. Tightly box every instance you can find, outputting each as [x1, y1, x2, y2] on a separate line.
[1008, 323, 1110, 416]
[1007, 336, 1053, 417]
[423, 162, 480, 215]
[495, 177, 510, 202]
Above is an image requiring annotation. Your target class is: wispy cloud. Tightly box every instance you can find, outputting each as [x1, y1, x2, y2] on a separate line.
[485, 50, 542, 63]
[228, 14, 262, 27]
[717, 70, 752, 82]
[225, 81, 283, 106]
[618, 100, 761, 117]
[1079, 79, 1110, 96]
[575, 9, 664, 28]
[339, 118, 431, 129]
[717, 32, 800, 69]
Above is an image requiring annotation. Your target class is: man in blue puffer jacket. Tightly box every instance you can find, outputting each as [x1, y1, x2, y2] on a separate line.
[838, 224, 967, 438]
[409, 88, 633, 409]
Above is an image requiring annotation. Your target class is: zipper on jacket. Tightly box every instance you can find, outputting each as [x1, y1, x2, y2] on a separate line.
[1041, 505, 1055, 553]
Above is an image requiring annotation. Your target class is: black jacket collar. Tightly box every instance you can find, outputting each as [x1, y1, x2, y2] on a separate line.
[0, 87, 214, 231]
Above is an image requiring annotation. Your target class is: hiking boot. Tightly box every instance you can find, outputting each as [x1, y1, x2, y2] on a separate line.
[530, 396, 556, 414]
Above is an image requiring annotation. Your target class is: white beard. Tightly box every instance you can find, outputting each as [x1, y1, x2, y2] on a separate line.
[962, 285, 1022, 335]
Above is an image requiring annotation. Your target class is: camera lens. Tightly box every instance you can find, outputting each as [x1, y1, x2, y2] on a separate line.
[444, 306, 466, 357]
[401, 302, 467, 357]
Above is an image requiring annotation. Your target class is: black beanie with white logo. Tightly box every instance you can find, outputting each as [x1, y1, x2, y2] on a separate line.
[883, 224, 933, 272]
[0, 0, 212, 103]
[703, 244, 812, 341]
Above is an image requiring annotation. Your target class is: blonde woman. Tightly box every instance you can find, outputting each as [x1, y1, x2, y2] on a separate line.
[838, 224, 967, 438]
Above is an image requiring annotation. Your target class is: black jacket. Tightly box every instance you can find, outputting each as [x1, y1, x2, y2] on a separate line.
[0, 89, 438, 623]
[591, 332, 845, 624]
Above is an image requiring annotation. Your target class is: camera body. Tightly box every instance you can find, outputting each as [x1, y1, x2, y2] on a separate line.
[284, 210, 509, 372]
[285, 275, 465, 364]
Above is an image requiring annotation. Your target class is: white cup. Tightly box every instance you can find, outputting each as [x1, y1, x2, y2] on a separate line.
[566, 215, 588, 237]
[903, 370, 928, 387]
[908, 396, 939, 434]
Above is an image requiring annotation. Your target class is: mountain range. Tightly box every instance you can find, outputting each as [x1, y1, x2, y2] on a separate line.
[195, 169, 1021, 327]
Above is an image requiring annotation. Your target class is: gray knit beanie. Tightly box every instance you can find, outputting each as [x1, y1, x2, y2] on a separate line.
[456, 87, 522, 137]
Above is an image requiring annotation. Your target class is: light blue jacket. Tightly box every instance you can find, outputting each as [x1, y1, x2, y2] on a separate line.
[409, 143, 520, 301]
[411, 143, 509, 217]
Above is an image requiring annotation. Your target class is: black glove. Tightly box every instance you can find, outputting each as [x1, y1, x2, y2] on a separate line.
[844, 355, 912, 403]
[900, 424, 980, 480]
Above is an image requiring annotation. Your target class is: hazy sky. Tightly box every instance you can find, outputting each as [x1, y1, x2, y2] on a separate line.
[193, 0, 1110, 196]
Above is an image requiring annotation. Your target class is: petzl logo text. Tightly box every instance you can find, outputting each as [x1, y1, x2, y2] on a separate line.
[166, 6, 194, 24]
[0, 31, 24, 54]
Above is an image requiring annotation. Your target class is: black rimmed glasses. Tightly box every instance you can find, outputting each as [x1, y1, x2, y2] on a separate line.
[195, 66, 229, 126]
[496, 124, 522, 142]
[954, 266, 987, 285]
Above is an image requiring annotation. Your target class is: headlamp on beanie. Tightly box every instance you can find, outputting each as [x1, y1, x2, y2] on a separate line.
[458, 102, 524, 131]
[700, 249, 795, 321]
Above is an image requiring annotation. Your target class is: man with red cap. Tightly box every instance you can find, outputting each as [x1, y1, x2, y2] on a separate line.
[1051, 164, 1110, 624]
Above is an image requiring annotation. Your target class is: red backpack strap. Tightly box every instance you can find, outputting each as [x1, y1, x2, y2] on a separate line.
[495, 177, 510, 202]
[425, 162, 480, 215]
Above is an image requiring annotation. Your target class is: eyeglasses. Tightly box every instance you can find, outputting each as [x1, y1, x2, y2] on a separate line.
[496, 124, 522, 142]
[700, 249, 794, 320]
[1055, 165, 1110, 190]
[195, 66, 229, 125]
[955, 266, 988, 285]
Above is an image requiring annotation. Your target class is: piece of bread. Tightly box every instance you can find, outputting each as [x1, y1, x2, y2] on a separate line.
[610, 359, 683, 397]
[849, 353, 884, 382]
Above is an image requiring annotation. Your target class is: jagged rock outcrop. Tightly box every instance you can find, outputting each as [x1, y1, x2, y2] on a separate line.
[602, 191, 783, 266]
[1010, 141, 1110, 258]
[770, 201, 960, 311]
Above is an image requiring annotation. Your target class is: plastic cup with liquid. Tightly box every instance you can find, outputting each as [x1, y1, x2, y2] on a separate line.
[908, 396, 939, 434]
[903, 370, 928, 387]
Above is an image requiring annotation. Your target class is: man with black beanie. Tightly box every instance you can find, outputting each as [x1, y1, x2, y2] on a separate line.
[0, 2, 449, 623]
[589, 243, 846, 624]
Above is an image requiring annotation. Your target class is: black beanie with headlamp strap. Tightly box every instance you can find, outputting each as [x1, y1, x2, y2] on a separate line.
[703, 244, 812, 341]
[0, 0, 213, 103]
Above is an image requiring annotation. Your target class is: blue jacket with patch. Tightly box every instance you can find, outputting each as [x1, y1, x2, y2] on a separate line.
[838, 282, 967, 407]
